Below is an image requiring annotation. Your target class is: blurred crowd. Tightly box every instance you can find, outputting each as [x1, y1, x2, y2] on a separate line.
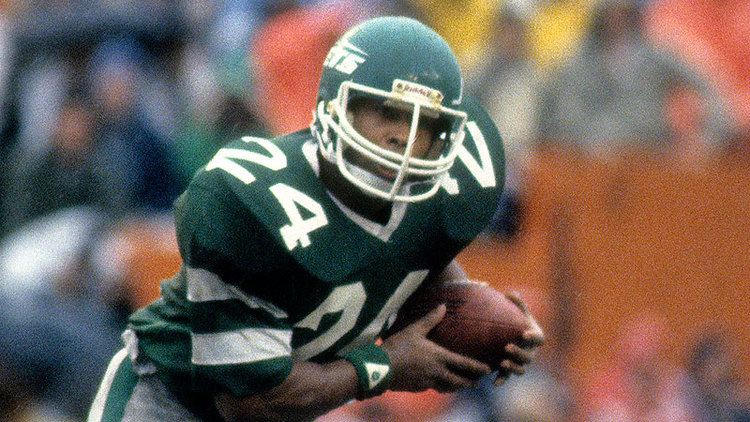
[0, 0, 748, 421]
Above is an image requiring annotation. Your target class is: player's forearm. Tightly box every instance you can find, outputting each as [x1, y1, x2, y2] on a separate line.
[214, 359, 359, 422]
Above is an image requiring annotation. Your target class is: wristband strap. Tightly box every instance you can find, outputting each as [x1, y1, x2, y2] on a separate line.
[343, 343, 392, 400]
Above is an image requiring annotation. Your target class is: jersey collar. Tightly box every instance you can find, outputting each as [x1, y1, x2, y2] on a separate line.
[301, 140, 407, 241]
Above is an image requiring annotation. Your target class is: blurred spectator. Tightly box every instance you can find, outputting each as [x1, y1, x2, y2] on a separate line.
[0, 207, 124, 420]
[524, 0, 595, 74]
[87, 36, 179, 211]
[3, 0, 190, 162]
[467, 9, 541, 172]
[645, 0, 750, 130]
[449, 363, 572, 422]
[6, 54, 71, 171]
[466, 9, 541, 239]
[250, 2, 351, 135]
[0, 2, 191, 236]
[683, 332, 750, 422]
[537, 0, 734, 157]
[173, 40, 268, 187]
[494, 365, 572, 422]
[408, 0, 500, 74]
[207, 0, 271, 98]
[663, 82, 713, 166]
[585, 314, 693, 421]
[2, 95, 123, 231]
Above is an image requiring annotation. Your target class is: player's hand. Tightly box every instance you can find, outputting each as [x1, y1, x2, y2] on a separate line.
[381, 304, 492, 393]
[495, 291, 545, 386]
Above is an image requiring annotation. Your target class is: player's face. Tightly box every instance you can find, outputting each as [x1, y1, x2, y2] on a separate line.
[346, 98, 444, 179]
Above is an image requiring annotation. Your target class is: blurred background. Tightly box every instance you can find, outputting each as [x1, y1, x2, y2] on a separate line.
[0, 0, 748, 421]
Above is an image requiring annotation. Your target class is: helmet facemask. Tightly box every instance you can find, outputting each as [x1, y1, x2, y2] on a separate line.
[315, 79, 467, 202]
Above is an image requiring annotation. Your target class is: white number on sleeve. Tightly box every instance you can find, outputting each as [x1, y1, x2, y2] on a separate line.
[205, 136, 287, 184]
[442, 121, 496, 194]
[269, 183, 329, 250]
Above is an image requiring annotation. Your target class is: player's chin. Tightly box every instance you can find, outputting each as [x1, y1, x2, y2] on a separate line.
[359, 162, 399, 183]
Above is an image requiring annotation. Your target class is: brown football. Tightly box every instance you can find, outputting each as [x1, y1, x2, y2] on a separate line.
[389, 280, 530, 369]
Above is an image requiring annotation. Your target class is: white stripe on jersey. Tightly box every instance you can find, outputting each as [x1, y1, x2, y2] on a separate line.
[87, 348, 129, 422]
[186, 266, 288, 319]
[191, 328, 292, 366]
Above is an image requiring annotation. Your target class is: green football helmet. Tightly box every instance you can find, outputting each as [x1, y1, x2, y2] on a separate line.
[311, 16, 468, 202]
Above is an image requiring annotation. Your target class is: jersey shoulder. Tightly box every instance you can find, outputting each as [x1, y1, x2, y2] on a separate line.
[440, 95, 506, 243]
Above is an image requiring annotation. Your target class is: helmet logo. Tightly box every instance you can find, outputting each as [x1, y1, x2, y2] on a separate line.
[393, 80, 444, 106]
[323, 39, 367, 75]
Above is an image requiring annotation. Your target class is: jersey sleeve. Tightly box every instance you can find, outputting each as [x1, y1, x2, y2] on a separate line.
[175, 172, 297, 285]
[172, 175, 296, 396]
[184, 266, 293, 396]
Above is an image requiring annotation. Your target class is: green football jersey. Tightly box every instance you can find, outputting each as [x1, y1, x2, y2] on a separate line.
[128, 96, 505, 398]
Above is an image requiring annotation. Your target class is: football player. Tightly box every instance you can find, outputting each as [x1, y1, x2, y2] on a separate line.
[88, 16, 544, 422]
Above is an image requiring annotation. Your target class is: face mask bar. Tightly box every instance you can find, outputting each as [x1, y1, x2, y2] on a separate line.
[317, 80, 467, 202]
[338, 81, 466, 171]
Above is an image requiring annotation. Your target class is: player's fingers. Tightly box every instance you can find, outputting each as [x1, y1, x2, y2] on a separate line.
[413, 304, 446, 335]
[440, 348, 492, 378]
[499, 359, 525, 376]
[446, 359, 492, 381]
[504, 343, 534, 365]
[494, 371, 509, 387]
[522, 317, 545, 346]
[432, 371, 477, 393]
[504, 290, 529, 314]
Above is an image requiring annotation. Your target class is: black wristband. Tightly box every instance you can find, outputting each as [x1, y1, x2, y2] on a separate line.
[343, 343, 392, 400]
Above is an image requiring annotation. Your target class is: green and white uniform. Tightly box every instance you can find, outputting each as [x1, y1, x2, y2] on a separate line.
[89, 16, 505, 421]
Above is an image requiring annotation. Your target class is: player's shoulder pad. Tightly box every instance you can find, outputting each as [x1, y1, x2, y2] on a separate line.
[440, 95, 506, 242]
[177, 131, 318, 267]
[191, 130, 319, 206]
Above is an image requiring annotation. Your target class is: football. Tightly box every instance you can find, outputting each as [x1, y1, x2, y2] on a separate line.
[389, 280, 530, 369]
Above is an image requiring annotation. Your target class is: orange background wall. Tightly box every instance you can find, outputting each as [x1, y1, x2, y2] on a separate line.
[457, 149, 750, 400]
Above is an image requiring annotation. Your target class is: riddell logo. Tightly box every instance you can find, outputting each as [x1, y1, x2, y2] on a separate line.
[323, 39, 367, 75]
[393, 80, 444, 105]
[403, 85, 431, 97]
